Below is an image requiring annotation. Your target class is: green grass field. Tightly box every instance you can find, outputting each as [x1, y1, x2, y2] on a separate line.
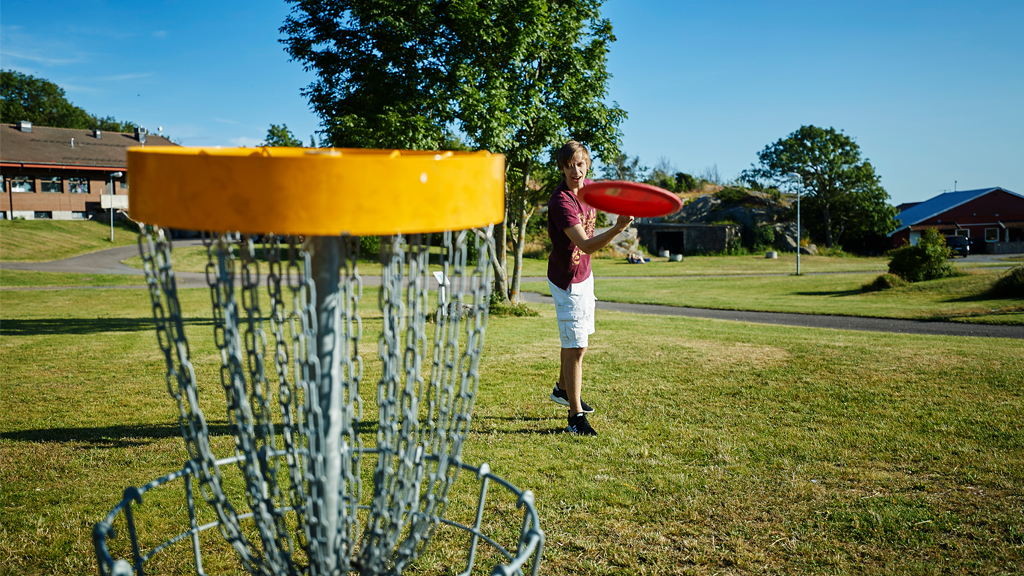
[523, 269, 1024, 325]
[2, 285, 1022, 575]
[0, 270, 147, 287]
[0, 220, 139, 262]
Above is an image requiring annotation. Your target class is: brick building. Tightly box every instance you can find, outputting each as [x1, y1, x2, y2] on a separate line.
[888, 187, 1024, 254]
[1, 121, 177, 220]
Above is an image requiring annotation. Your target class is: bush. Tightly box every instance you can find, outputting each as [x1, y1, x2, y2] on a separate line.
[989, 264, 1024, 298]
[714, 187, 752, 204]
[887, 229, 959, 282]
[488, 289, 539, 317]
[862, 273, 909, 292]
[752, 224, 776, 250]
[816, 245, 849, 257]
[675, 172, 697, 192]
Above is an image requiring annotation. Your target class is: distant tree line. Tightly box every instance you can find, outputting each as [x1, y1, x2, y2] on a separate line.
[1, 70, 139, 133]
[603, 125, 898, 254]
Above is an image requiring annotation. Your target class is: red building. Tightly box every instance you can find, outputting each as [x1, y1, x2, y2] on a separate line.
[888, 187, 1024, 254]
[1, 121, 177, 220]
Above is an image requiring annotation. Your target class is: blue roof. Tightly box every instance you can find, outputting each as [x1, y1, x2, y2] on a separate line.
[890, 187, 1022, 235]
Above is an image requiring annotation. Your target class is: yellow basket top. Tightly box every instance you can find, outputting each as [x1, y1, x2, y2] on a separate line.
[127, 146, 505, 236]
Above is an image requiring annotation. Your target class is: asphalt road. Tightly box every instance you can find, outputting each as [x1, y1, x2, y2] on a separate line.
[3, 242, 1021, 340]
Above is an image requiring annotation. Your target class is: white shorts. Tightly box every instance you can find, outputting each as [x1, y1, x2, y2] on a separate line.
[549, 273, 596, 349]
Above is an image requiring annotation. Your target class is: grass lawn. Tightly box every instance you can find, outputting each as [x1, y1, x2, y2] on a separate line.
[2, 286, 1023, 574]
[523, 270, 1024, 325]
[518, 253, 1019, 278]
[0, 270, 147, 288]
[0, 220, 138, 262]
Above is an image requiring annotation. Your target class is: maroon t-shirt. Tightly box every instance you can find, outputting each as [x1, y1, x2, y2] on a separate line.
[547, 178, 596, 291]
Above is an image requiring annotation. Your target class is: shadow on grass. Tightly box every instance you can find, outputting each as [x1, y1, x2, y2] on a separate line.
[0, 317, 214, 336]
[795, 289, 863, 297]
[945, 291, 1011, 304]
[0, 421, 379, 448]
[473, 415, 569, 436]
[0, 422, 231, 448]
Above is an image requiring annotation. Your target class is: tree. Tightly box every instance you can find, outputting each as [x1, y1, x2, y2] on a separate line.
[1, 70, 137, 132]
[599, 154, 647, 182]
[741, 125, 897, 249]
[263, 123, 304, 147]
[281, 0, 626, 303]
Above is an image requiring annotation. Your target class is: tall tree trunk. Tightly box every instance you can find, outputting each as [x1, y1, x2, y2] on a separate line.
[491, 202, 510, 303]
[509, 160, 533, 304]
[821, 204, 834, 248]
[510, 202, 530, 304]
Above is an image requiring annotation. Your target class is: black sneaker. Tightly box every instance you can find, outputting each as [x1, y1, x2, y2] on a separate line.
[566, 413, 597, 436]
[550, 385, 594, 413]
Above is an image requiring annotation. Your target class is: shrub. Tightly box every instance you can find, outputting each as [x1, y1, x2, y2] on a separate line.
[989, 264, 1024, 298]
[887, 229, 959, 282]
[675, 172, 697, 192]
[358, 235, 381, 259]
[488, 289, 540, 317]
[752, 224, 775, 250]
[862, 273, 909, 292]
[816, 245, 849, 257]
[714, 187, 752, 204]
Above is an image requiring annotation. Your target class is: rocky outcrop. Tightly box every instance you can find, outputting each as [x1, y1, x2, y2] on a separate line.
[594, 225, 639, 255]
[643, 192, 805, 252]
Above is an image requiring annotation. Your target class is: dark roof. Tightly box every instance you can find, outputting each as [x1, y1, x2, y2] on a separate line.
[889, 187, 1023, 236]
[0, 123, 177, 170]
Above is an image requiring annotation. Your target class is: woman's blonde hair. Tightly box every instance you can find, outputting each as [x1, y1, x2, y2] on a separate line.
[556, 140, 591, 172]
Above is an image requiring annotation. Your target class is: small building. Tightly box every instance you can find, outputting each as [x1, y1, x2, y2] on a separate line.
[0, 121, 177, 220]
[888, 187, 1024, 254]
[635, 222, 741, 255]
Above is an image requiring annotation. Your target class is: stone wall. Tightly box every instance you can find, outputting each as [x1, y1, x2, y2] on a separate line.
[635, 223, 741, 255]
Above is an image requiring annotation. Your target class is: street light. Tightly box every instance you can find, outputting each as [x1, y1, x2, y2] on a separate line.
[108, 171, 122, 240]
[784, 173, 802, 275]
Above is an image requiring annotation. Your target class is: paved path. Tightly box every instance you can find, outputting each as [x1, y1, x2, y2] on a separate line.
[520, 293, 1023, 339]
[4, 243, 1021, 339]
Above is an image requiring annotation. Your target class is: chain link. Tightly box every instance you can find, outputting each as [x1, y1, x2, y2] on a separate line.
[140, 226, 261, 573]
[135, 225, 495, 575]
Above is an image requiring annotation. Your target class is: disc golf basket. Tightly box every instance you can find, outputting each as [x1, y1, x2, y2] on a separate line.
[93, 147, 543, 576]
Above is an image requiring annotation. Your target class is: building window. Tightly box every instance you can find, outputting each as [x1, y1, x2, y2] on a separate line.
[71, 211, 88, 220]
[34, 211, 53, 219]
[12, 176, 34, 192]
[119, 180, 129, 190]
[69, 177, 90, 194]
[985, 228, 1000, 242]
[41, 176, 64, 193]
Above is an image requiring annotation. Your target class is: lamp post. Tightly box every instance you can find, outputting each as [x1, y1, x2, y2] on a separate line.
[110, 171, 123, 240]
[784, 173, 802, 275]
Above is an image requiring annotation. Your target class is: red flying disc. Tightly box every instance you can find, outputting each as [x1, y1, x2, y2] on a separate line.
[577, 180, 683, 217]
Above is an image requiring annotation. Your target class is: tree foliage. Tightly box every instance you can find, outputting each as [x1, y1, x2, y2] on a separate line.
[600, 154, 647, 182]
[1, 70, 137, 132]
[263, 123, 304, 147]
[280, 0, 626, 302]
[741, 125, 897, 249]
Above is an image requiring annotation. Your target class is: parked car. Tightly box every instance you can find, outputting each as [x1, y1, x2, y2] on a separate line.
[945, 235, 970, 258]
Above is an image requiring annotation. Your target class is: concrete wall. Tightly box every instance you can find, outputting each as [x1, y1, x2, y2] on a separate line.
[636, 223, 741, 255]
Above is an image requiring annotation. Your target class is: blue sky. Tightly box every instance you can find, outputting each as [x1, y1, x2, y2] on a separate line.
[3, 0, 1021, 205]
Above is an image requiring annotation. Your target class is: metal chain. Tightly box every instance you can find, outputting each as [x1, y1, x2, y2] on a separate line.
[265, 235, 312, 563]
[135, 225, 495, 576]
[140, 226, 260, 573]
[335, 235, 365, 573]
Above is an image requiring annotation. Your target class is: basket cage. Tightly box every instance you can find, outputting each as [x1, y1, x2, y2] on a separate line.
[92, 225, 543, 576]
